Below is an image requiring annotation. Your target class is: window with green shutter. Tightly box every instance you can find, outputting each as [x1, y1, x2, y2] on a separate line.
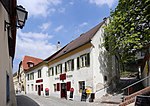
[65, 59, 74, 71]
[55, 64, 62, 74]
[48, 67, 54, 76]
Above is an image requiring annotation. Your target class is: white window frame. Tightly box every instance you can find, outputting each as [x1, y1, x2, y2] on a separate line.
[48, 67, 54, 76]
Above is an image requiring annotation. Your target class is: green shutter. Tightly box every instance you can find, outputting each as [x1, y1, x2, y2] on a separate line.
[86, 53, 90, 67]
[77, 57, 80, 69]
[60, 64, 62, 73]
[65, 62, 67, 72]
[55, 66, 57, 75]
[52, 67, 54, 76]
[71, 59, 74, 71]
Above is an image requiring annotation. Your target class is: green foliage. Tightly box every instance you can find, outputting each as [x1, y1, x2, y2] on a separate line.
[104, 0, 150, 64]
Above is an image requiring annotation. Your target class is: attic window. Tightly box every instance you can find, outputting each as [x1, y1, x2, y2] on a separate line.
[27, 62, 34, 68]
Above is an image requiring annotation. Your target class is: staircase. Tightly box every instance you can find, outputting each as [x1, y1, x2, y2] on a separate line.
[119, 86, 150, 106]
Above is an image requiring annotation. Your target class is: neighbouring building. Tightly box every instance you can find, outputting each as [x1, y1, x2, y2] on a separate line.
[13, 71, 19, 94]
[0, 0, 17, 106]
[25, 18, 120, 101]
[15, 56, 43, 94]
[0, 0, 28, 105]
[136, 45, 150, 87]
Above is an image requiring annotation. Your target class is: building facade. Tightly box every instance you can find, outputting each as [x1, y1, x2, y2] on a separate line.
[14, 56, 43, 94]
[0, 0, 17, 105]
[25, 19, 120, 101]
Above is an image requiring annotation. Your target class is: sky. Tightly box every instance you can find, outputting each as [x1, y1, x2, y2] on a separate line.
[13, 0, 118, 73]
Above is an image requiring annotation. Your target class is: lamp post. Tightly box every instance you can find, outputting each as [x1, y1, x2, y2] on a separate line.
[5, 5, 28, 30]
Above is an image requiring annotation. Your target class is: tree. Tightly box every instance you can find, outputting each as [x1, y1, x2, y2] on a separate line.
[104, 0, 150, 67]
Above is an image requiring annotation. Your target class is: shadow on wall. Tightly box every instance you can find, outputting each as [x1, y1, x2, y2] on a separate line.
[98, 49, 118, 93]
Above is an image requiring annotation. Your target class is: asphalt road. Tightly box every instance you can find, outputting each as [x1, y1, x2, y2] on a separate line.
[16, 94, 100, 106]
[16, 95, 40, 106]
[16, 94, 118, 106]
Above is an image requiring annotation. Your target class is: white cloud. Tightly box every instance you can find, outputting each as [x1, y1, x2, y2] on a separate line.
[69, 2, 74, 5]
[58, 8, 66, 13]
[15, 30, 56, 60]
[40, 22, 51, 32]
[18, 0, 62, 17]
[89, 0, 116, 8]
[79, 22, 88, 27]
[54, 25, 64, 32]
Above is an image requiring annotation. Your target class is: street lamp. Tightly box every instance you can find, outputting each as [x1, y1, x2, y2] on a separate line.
[16, 5, 28, 29]
[5, 5, 28, 30]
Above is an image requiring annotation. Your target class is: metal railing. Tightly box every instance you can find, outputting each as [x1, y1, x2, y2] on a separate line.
[122, 75, 150, 95]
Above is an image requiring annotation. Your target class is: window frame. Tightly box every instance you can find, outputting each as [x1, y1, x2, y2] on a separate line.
[30, 72, 34, 80]
[77, 53, 90, 69]
[55, 64, 62, 75]
[48, 67, 54, 76]
[79, 81, 85, 93]
[65, 59, 74, 72]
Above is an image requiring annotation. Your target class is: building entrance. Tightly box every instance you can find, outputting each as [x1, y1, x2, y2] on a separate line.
[61, 83, 67, 99]
[38, 85, 41, 96]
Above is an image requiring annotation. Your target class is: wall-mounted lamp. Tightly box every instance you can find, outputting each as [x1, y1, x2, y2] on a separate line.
[5, 5, 28, 31]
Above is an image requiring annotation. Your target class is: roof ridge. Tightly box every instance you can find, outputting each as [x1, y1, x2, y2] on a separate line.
[24, 55, 43, 60]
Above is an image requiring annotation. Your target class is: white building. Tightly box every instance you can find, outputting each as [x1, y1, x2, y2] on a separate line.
[13, 55, 43, 94]
[25, 18, 120, 101]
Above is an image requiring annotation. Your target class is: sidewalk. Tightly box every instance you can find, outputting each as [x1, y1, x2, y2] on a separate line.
[95, 93, 122, 106]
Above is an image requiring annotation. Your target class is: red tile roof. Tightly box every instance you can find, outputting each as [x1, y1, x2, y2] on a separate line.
[22, 55, 43, 71]
[45, 21, 104, 62]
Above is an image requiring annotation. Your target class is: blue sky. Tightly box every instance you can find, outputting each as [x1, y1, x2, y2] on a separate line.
[13, 0, 118, 72]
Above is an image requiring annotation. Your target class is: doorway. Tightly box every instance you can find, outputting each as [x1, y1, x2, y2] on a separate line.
[61, 83, 67, 99]
[38, 85, 41, 96]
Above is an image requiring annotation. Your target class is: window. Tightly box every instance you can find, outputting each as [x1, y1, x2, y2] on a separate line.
[31, 84, 34, 91]
[6, 74, 10, 102]
[79, 81, 85, 93]
[27, 62, 34, 68]
[77, 53, 90, 69]
[54, 84, 57, 92]
[30, 72, 34, 80]
[55, 64, 62, 75]
[38, 69, 41, 78]
[27, 74, 29, 80]
[48, 67, 54, 76]
[65, 59, 74, 72]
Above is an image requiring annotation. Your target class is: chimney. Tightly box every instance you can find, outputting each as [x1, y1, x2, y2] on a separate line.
[103, 17, 107, 21]
[56, 41, 61, 51]
[103, 17, 108, 25]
